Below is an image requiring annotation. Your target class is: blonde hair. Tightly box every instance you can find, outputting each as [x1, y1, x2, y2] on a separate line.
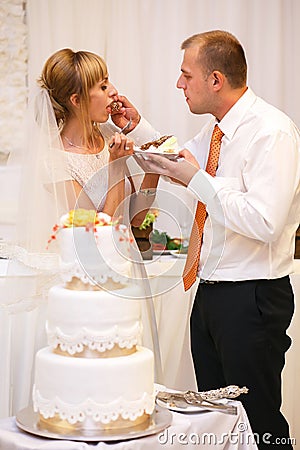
[182, 30, 247, 88]
[39, 48, 108, 145]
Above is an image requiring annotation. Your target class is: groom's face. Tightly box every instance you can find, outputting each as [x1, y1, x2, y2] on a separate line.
[177, 46, 213, 116]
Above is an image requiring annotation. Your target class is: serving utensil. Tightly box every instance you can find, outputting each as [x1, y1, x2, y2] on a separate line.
[109, 118, 132, 148]
[156, 391, 237, 415]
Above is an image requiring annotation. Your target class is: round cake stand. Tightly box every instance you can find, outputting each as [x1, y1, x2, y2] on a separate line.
[16, 405, 172, 442]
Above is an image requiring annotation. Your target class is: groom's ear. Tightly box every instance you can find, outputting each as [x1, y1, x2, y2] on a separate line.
[210, 71, 224, 91]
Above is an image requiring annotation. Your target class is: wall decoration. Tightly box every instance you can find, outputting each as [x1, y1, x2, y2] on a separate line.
[0, 0, 27, 162]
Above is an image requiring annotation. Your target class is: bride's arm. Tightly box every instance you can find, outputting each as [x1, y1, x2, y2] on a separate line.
[101, 113, 161, 222]
[102, 163, 126, 218]
[64, 180, 96, 210]
[102, 132, 133, 218]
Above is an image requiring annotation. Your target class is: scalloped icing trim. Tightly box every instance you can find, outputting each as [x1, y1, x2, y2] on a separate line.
[60, 262, 130, 286]
[46, 323, 142, 354]
[33, 387, 155, 424]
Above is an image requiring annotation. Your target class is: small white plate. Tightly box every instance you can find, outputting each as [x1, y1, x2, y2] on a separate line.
[169, 250, 188, 259]
[152, 249, 171, 256]
[154, 383, 167, 393]
[134, 148, 180, 160]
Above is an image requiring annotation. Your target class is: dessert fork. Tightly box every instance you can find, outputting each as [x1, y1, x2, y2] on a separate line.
[109, 118, 132, 148]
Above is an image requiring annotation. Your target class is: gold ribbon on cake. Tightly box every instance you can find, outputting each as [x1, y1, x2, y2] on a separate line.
[65, 277, 126, 292]
[39, 412, 151, 433]
[54, 345, 137, 358]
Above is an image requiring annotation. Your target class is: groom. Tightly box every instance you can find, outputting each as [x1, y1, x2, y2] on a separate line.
[138, 30, 300, 450]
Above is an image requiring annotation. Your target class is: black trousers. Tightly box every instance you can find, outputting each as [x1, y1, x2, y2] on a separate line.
[191, 276, 294, 450]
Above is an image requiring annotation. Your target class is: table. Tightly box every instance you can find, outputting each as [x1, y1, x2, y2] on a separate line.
[0, 401, 258, 449]
[144, 254, 198, 390]
[0, 260, 48, 419]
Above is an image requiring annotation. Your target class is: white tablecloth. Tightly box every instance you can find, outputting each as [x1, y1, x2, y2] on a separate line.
[0, 260, 48, 418]
[0, 401, 258, 450]
[144, 254, 198, 390]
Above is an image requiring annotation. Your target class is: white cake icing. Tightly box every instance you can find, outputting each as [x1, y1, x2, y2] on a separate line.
[47, 284, 144, 355]
[57, 219, 133, 285]
[32, 211, 156, 432]
[33, 346, 155, 428]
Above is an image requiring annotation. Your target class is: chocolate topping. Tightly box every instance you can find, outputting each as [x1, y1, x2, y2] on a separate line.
[140, 135, 172, 150]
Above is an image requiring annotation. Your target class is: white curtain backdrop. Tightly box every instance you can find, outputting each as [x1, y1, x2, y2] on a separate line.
[26, 0, 300, 237]
[27, 0, 300, 145]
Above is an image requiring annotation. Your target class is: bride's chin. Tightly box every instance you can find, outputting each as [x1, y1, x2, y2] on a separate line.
[94, 113, 109, 124]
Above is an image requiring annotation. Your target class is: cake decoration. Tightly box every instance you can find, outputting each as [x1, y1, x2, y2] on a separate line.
[47, 209, 134, 286]
[61, 209, 114, 228]
[47, 209, 119, 247]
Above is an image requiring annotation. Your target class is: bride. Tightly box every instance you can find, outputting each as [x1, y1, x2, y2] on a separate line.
[0, 49, 163, 419]
[2, 46, 162, 350]
[5, 48, 160, 260]
[39, 48, 159, 221]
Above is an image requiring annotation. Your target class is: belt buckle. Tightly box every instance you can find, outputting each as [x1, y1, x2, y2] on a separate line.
[200, 279, 218, 284]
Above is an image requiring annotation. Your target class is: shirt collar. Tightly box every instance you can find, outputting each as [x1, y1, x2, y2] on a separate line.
[217, 87, 257, 140]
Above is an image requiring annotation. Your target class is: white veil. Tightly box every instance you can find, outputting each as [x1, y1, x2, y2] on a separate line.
[1, 87, 72, 272]
[0, 87, 74, 417]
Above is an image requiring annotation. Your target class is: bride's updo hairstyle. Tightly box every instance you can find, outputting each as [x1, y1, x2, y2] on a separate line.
[38, 48, 108, 145]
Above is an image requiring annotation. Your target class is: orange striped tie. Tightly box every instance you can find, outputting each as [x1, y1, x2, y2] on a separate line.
[183, 124, 224, 291]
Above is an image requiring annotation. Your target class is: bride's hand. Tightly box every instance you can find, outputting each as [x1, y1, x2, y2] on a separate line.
[108, 132, 134, 161]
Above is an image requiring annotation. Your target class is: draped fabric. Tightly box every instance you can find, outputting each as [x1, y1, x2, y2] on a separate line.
[26, 0, 300, 146]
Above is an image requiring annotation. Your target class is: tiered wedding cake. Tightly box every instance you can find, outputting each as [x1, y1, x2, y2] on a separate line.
[32, 209, 155, 432]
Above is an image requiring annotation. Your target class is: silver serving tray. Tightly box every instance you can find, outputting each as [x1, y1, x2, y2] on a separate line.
[16, 405, 172, 442]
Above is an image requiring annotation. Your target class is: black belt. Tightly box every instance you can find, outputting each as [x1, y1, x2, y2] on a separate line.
[199, 278, 286, 285]
[199, 279, 236, 284]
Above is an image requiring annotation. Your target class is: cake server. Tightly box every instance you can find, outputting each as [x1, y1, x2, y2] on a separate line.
[156, 391, 237, 415]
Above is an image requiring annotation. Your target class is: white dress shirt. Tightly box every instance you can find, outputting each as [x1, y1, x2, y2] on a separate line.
[186, 88, 300, 281]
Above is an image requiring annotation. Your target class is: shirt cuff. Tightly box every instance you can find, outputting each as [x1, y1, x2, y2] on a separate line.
[188, 170, 233, 204]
